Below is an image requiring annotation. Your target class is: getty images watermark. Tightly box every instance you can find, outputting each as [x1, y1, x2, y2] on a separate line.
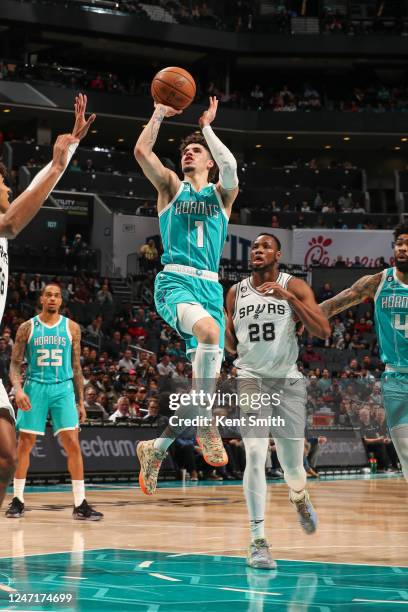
[168, 389, 286, 428]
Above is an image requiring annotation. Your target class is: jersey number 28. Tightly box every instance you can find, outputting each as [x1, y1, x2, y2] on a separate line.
[248, 322, 275, 342]
[37, 349, 63, 367]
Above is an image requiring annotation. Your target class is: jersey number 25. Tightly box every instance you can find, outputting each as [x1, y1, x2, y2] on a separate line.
[37, 349, 63, 367]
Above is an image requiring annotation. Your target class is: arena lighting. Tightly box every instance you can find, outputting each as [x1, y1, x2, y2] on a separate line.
[255, 144, 262, 148]
[168, 138, 175, 142]
[395, 146, 401, 150]
[324, 145, 332, 149]
[343, 136, 350, 141]
[194, 130, 201, 134]
[401, 137, 408, 142]
[117, 138, 124, 143]
[3, 109, 10, 113]
[91, 130, 98, 134]
[286, 135, 294, 140]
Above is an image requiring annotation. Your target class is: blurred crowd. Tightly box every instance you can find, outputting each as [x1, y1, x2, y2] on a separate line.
[0, 270, 400, 479]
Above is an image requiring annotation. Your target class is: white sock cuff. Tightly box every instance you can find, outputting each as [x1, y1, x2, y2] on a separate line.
[197, 343, 220, 351]
[14, 478, 26, 503]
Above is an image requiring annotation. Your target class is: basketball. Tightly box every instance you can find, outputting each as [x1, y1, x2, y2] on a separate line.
[151, 67, 196, 110]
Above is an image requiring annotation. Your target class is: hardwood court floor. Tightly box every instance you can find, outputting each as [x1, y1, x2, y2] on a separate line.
[0, 475, 407, 610]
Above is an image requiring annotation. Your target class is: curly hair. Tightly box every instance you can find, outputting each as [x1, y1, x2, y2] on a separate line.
[179, 132, 218, 183]
[394, 224, 408, 240]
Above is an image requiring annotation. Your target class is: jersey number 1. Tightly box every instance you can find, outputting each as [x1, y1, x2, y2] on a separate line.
[37, 349, 63, 367]
[195, 221, 204, 248]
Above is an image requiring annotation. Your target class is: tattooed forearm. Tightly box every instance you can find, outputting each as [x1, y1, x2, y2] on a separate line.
[71, 321, 84, 404]
[9, 321, 30, 391]
[319, 273, 382, 319]
[148, 108, 165, 149]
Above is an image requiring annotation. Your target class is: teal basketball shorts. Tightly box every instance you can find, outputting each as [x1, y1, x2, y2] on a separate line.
[154, 270, 225, 359]
[380, 371, 408, 430]
[16, 379, 78, 436]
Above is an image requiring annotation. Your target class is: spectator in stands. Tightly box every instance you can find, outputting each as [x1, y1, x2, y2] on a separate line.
[351, 256, 362, 267]
[250, 84, 264, 110]
[142, 398, 168, 428]
[271, 215, 280, 228]
[359, 406, 391, 471]
[171, 361, 189, 389]
[90, 74, 105, 90]
[0, 337, 10, 384]
[301, 343, 323, 368]
[109, 396, 130, 422]
[334, 255, 347, 267]
[69, 159, 82, 173]
[135, 201, 153, 216]
[97, 392, 112, 415]
[319, 282, 334, 301]
[105, 330, 123, 360]
[157, 354, 175, 377]
[125, 384, 141, 417]
[84, 386, 109, 420]
[86, 315, 104, 343]
[139, 239, 159, 271]
[118, 348, 136, 372]
[96, 282, 113, 305]
[29, 273, 45, 300]
[375, 407, 399, 469]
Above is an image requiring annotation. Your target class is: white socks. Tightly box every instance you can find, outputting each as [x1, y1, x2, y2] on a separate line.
[14, 478, 26, 503]
[275, 438, 307, 492]
[72, 480, 85, 507]
[242, 436, 269, 542]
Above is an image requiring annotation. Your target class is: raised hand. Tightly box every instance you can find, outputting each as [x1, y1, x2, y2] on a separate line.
[72, 93, 96, 140]
[154, 103, 182, 118]
[51, 134, 80, 172]
[199, 96, 218, 128]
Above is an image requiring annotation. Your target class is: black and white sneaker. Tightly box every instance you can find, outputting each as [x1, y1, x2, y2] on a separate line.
[73, 499, 103, 521]
[5, 497, 25, 518]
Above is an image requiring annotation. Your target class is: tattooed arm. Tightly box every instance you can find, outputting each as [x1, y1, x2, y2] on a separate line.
[69, 320, 86, 424]
[224, 285, 238, 355]
[9, 321, 31, 411]
[134, 104, 181, 208]
[319, 272, 382, 319]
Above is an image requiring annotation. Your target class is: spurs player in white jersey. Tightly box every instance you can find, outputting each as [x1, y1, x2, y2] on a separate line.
[225, 233, 330, 569]
[0, 94, 95, 511]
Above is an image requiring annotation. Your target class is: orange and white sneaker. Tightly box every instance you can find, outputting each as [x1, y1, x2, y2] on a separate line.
[137, 439, 167, 496]
[196, 426, 228, 467]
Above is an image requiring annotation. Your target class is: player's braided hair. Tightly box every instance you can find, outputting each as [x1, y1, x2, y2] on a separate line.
[394, 224, 408, 240]
[179, 133, 218, 183]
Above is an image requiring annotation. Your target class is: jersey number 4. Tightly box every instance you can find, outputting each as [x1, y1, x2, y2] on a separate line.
[394, 314, 408, 338]
[37, 348, 63, 367]
[248, 322, 275, 342]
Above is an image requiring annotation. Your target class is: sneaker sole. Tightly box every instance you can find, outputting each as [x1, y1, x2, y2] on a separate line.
[196, 437, 228, 467]
[73, 515, 103, 521]
[247, 560, 277, 570]
[137, 443, 154, 496]
[5, 512, 24, 518]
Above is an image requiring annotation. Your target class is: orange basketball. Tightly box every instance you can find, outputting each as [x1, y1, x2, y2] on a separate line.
[151, 67, 196, 111]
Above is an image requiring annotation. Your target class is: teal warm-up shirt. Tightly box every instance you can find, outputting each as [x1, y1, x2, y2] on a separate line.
[374, 267, 408, 368]
[159, 181, 229, 273]
[26, 315, 73, 384]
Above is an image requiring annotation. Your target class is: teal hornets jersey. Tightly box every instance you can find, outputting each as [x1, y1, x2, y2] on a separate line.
[26, 315, 73, 384]
[374, 267, 408, 367]
[159, 181, 229, 273]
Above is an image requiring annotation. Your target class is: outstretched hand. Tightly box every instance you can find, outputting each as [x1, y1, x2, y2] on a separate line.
[199, 96, 218, 128]
[154, 102, 182, 118]
[72, 93, 96, 140]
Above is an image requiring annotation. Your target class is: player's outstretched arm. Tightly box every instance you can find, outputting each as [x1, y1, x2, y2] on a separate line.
[257, 279, 331, 339]
[0, 134, 78, 239]
[70, 320, 86, 424]
[134, 104, 180, 193]
[199, 96, 239, 212]
[319, 272, 382, 319]
[9, 321, 31, 411]
[224, 285, 238, 355]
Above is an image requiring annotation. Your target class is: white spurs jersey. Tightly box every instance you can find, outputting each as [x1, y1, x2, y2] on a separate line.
[232, 273, 301, 379]
[0, 238, 8, 324]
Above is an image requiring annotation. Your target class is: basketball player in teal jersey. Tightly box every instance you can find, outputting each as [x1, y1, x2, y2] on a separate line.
[0, 94, 94, 512]
[320, 225, 408, 484]
[134, 97, 239, 494]
[6, 284, 103, 520]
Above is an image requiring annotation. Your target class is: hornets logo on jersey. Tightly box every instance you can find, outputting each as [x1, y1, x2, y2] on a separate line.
[26, 315, 73, 384]
[158, 181, 228, 273]
[374, 267, 408, 367]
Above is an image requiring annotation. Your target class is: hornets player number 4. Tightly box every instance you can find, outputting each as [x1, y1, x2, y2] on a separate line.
[134, 96, 238, 495]
[320, 224, 408, 486]
[7, 283, 103, 521]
